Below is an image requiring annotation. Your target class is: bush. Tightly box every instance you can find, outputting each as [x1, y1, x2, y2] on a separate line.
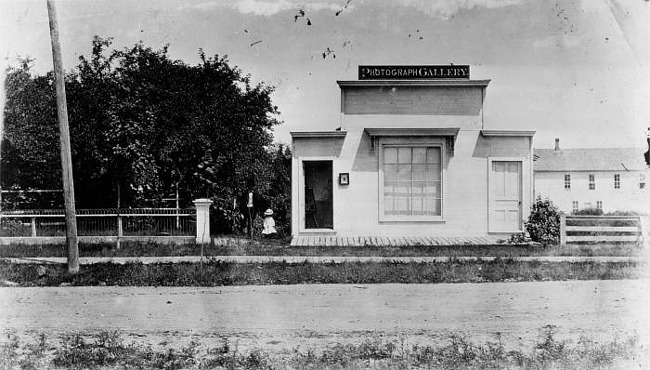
[525, 197, 561, 246]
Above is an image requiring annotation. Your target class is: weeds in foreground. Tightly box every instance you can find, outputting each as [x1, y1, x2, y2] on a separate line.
[1, 327, 647, 369]
[0, 332, 50, 370]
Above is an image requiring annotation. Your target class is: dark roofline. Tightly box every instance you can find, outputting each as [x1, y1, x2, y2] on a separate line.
[290, 131, 347, 139]
[534, 148, 647, 153]
[364, 127, 460, 137]
[481, 130, 536, 137]
[337, 80, 490, 88]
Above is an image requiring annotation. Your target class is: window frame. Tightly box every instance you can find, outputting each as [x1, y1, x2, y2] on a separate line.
[641, 173, 646, 189]
[378, 139, 445, 222]
[614, 174, 620, 189]
[572, 201, 579, 214]
[588, 174, 596, 190]
[597, 201, 603, 210]
[564, 174, 571, 190]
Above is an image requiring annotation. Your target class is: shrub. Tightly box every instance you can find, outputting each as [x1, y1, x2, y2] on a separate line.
[525, 197, 561, 246]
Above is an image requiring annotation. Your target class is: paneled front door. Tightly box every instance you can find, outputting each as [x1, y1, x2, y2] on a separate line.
[490, 161, 522, 232]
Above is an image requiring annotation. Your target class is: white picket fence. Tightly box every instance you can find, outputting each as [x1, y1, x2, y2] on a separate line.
[0, 200, 217, 246]
[0, 208, 196, 237]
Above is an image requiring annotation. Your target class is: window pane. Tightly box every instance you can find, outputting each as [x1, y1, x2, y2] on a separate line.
[397, 165, 411, 182]
[412, 148, 426, 163]
[384, 163, 397, 215]
[412, 189, 424, 215]
[413, 165, 426, 181]
[425, 181, 441, 198]
[398, 148, 411, 164]
[394, 181, 410, 215]
[425, 198, 441, 216]
[385, 164, 410, 214]
[427, 147, 441, 164]
[384, 185, 395, 214]
[384, 147, 398, 164]
[426, 164, 441, 182]
[384, 164, 398, 181]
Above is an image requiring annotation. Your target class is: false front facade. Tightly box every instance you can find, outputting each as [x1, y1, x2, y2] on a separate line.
[291, 68, 535, 241]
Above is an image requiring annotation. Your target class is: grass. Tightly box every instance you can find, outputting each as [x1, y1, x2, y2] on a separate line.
[1, 327, 647, 369]
[0, 237, 644, 258]
[0, 258, 645, 286]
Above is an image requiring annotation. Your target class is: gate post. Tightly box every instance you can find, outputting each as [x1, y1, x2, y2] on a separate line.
[193, 198, 213, 244]
[559, 213, 566, 247]
[116, 213, 123, 249]
[640, 216, 650, 248]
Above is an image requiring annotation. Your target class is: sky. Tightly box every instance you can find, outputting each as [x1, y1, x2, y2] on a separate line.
[1, 0, 649, 149]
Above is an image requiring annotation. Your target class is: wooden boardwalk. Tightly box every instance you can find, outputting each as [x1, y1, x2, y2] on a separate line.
[290, 235, 505, 247]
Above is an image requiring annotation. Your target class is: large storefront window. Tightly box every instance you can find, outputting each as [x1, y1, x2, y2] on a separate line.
[382, 146, 442, 219]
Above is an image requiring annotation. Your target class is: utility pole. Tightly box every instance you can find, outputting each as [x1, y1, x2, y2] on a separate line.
[47, 0, 79, 274]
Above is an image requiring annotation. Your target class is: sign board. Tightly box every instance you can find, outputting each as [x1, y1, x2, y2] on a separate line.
[358, 65, 470, 80]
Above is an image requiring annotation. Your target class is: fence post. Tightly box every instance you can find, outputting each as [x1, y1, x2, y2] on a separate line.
[193, 198, 213, 244]
[31, 216, 37, 237]
[559, 213, 566, 247]
[640, 216, 649, 248]
[117, 213, 123, 249]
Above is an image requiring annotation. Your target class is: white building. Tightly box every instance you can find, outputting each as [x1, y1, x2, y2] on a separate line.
[290, 65, 535, 243]
[534, 139, 650, 214]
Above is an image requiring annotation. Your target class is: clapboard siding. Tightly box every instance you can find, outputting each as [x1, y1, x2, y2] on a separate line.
[343, 86, 483, 116]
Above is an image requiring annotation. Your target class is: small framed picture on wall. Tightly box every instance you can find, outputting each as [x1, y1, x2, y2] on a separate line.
[338, 173, 349, 185]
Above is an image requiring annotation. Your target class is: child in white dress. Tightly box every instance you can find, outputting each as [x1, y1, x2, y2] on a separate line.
[262, 209, 277, 237]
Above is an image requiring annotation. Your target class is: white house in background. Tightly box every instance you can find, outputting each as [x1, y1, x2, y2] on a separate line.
[290, 65, 535, 241]
[534, 139, 650, 214]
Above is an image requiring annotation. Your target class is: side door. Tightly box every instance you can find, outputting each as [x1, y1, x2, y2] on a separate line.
[490, 161, 522, 232]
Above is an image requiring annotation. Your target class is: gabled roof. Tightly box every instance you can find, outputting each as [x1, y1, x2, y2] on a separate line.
[534, 148, 649, 172]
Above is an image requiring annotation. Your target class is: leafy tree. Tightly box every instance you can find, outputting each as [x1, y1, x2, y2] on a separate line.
[222, 143, 292, 236]
[2, 61, 62, 208]
[264, 144, 292, 235]
[3, 37, 287, 233]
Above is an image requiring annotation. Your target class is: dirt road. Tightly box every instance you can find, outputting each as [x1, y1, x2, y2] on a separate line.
[1, 280, 649, 352]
